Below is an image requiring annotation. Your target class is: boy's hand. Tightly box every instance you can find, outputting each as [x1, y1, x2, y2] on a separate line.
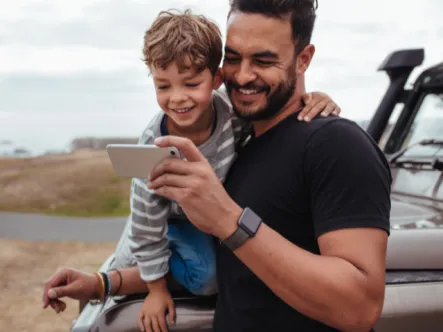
[137, 289, 176, 332]
[298, 91, 341, 122]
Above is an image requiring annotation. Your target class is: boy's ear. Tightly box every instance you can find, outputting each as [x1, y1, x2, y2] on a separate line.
[212, 68, 224, 90]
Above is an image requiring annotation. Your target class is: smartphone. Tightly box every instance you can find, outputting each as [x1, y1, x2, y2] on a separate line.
[106, 144, 181, 178]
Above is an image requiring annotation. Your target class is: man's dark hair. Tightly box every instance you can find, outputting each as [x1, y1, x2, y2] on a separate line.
[228, 0, 318, 53]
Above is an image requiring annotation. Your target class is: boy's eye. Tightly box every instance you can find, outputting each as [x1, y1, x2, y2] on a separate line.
[157, 85, 169, 90]
[186, 82, 201, 87]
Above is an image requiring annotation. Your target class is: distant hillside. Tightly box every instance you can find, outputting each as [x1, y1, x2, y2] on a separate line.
[3, 118, 386, 157]
[69, 120, 372, 152]
[0, 140, 31, 158]
[70, 137, 138, 151]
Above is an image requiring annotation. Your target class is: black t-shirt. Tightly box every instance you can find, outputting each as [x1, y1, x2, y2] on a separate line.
[214, 114, 391, 332]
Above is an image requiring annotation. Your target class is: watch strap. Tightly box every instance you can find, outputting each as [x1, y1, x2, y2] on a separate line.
[221, 226, 251, 251]
[221, 207, 262, 251]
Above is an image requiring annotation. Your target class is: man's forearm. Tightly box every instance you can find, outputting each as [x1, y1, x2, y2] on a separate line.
[231, 223, 382, 331]
[109, 267, 147, 296]
[108, 269, 170, 297]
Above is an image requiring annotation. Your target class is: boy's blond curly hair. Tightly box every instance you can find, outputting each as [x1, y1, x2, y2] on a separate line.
[143, 9, 223, 75]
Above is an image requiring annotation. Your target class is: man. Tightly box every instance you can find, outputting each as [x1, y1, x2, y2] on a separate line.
[149, 0, 391, 331]
[43, 1, 390, 331]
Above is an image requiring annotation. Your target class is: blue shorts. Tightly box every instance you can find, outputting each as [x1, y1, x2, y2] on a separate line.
[167, 218, 217, 296]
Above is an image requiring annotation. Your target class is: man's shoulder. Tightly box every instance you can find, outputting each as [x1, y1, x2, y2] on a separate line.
[279, 114, 385, 164]
[302, 116, 390, 178]
[293, 115, 362, 134]
[277, 115, 365, 145]
[305, 116, 375, 148]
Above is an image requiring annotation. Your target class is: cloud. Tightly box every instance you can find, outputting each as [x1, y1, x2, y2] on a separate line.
[0, 111, 14, 120]
[0, 0, 231, 75]
[0, 45, 142, 74]
[0, 0, 442, 127]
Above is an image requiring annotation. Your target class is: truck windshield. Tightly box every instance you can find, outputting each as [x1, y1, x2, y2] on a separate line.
[390, 139, 443, 171]
[401, 93, 443, 149]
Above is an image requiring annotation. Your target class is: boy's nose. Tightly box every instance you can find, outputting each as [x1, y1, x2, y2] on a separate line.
[170, 92, 189, 104]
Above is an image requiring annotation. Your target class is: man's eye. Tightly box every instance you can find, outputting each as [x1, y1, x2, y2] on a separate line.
[255, 59, 274, 66]
[186, 82, 201, 87]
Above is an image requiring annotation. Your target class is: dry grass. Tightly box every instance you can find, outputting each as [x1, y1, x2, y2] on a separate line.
[0, 239, 117, 332]
[0, 150, 132, 216]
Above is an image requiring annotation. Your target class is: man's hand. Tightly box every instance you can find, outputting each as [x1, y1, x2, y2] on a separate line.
[42, 267, 99, 313]
[149, 136, 242, 240]
[298, 91, 341, 122]
[138, 290, 176, 332]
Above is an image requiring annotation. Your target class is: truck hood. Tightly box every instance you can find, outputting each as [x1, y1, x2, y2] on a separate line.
[387, 194, 443, 269]
[390, 194, 443, 229]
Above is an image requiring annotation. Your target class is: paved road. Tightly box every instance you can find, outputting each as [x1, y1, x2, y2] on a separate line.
[0, 212, 127, 242]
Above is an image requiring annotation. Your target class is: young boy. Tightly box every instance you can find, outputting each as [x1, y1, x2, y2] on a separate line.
[120, 9, 340, 332]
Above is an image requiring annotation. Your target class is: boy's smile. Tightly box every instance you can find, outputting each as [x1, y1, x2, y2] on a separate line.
[169, 105, 196, 114]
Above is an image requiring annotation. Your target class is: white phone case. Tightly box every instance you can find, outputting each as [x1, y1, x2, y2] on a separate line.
[106, 144, 180, 178]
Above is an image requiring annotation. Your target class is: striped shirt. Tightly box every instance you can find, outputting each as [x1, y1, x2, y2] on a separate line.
[127, 90, 248, 282]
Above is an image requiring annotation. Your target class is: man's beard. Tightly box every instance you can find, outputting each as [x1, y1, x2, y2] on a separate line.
[225, 76, 296, 121]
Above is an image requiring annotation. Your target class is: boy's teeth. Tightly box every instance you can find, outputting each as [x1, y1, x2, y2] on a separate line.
[239, 88, 260, 95]
[175, 107, 192, 113]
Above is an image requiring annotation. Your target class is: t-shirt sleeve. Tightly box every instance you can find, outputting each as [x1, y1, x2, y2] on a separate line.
[304, 119, 392, 238]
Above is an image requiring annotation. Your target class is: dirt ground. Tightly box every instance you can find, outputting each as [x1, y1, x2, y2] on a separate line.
[0, 239, 117, 332]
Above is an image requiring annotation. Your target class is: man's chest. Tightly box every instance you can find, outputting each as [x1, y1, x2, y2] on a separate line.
[224, 142, 312, 239]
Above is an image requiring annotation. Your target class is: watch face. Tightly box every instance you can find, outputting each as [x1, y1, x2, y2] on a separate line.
[240, 208, 262, 236]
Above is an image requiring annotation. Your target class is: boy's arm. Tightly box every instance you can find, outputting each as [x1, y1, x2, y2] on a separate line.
[129, 178, 171, 285]
[128, 121, 173, 288]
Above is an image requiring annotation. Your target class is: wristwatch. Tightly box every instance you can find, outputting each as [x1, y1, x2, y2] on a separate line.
[221, 207, 262, 251]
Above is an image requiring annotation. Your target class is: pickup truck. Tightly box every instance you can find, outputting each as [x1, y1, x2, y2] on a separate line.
[71, 48, 443, 332]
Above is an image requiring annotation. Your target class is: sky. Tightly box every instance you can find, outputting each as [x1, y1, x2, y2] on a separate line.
[0, 0, 442, 153]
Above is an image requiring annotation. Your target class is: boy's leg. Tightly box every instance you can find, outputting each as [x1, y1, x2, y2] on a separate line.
[167, 219, 217, 296]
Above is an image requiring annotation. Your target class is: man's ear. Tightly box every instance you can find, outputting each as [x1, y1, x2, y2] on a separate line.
[212, 68, 224, 90]
[296, 44, 315, 76]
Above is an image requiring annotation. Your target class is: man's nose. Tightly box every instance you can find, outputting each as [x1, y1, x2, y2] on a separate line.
[234, 61, 257, 87]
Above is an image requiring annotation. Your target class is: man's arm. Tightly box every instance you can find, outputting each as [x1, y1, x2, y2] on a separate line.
[219, 120, 391, 331]
[43, 266, 150, 314]
[224, 223, 387, 331]
[109, 266, 148, 296]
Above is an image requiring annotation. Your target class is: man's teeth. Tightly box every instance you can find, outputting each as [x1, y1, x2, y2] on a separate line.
[238, 88, 261, 95]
